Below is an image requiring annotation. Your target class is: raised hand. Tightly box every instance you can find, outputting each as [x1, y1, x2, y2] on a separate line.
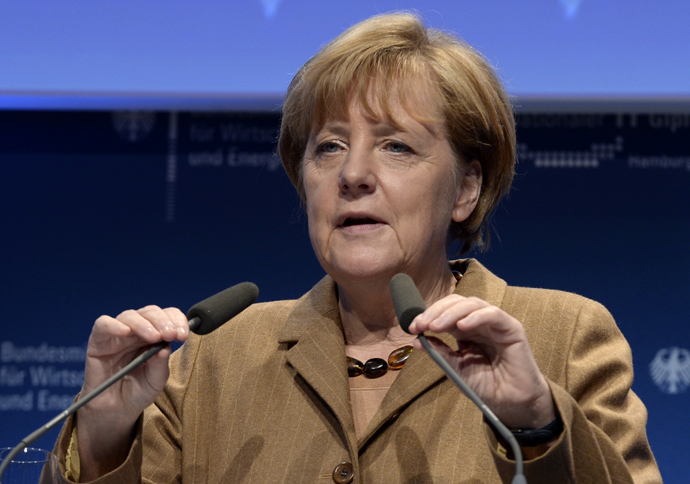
[408, 294, 555, 430]
[76, 305, 189, 479]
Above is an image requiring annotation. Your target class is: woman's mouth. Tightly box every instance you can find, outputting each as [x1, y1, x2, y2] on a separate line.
[339, 216, 385, 233]
[342, 216, 379, 227]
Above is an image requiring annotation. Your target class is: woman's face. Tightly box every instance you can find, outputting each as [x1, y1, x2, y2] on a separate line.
[302, 81, 480, 285]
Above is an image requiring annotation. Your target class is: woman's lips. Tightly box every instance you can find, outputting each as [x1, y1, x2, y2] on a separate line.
[338, 216, 386, 233]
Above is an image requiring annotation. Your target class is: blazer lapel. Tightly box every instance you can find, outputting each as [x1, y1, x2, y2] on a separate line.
[278, 276, 357, 450]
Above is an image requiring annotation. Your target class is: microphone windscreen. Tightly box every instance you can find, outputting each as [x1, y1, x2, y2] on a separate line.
[390, 273, 426, 334]
[186, 282, 259, 335]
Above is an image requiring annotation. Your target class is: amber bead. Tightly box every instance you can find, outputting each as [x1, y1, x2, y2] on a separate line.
[363, 358, 388, 378]
[388, 345, 413, 370]
[347, 356, 364, 377]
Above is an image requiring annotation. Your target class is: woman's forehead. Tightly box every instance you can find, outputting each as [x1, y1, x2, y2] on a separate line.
[312, 76, 445, 136]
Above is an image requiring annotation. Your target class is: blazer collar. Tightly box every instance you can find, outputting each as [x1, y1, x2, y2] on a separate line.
[451, 258, 507, 306]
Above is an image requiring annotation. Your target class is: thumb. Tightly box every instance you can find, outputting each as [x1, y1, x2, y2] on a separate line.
[140, 344, 172, 394]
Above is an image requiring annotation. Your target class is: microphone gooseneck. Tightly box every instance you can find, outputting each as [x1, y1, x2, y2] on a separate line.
[0, 282, 259, 483]
[389, 273, 527, 484]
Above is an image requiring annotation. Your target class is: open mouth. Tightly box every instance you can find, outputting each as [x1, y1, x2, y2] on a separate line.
[342, 217, 380, 227]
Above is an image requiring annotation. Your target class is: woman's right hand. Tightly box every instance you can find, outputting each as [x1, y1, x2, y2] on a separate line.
[75, 305, 190, 479]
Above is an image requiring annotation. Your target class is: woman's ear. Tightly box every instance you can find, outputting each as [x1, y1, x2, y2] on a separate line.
[451, 160, 482, 223]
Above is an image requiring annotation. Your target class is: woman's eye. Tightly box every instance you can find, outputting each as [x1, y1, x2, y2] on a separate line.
[387, 141, 411, 153]
[317, 141, 342, 153]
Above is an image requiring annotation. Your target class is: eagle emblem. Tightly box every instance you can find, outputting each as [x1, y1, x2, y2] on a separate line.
[649, 347, 690, 394]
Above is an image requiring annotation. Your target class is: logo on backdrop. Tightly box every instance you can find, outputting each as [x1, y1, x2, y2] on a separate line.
[112, 111, 156, 142]
[649, 347, 690, 394]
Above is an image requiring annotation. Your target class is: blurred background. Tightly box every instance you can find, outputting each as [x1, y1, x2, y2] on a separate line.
[1, 2, 688, 481]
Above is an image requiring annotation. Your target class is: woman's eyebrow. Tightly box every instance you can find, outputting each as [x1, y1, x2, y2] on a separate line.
[371, 123, 405, 137]
[315, 118, 420, 139]
[315, 121, 349, 137]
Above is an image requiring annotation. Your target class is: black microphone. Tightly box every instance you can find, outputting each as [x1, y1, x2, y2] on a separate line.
[187, 282, 259, 335]
[0, 282, 259, 482]
[389, 273, 426, 333]
[390, 273, 527, 484]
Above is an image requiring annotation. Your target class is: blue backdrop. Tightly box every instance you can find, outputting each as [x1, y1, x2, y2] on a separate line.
[1, 109, 688, 482]
[2, 1, 690, 109]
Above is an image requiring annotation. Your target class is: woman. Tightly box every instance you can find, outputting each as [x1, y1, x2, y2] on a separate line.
[55, 13, 660, 483]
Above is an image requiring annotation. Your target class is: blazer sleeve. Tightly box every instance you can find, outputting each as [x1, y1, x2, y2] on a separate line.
[488, 297, 662, 484]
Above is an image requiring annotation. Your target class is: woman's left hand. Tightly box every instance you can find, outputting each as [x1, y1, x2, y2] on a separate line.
[407, 294, 555, 430]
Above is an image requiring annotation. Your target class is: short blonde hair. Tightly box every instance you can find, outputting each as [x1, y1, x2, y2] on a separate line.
[278, 12, 516, 253]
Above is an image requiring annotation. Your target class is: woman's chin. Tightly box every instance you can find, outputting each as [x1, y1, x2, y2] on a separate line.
[327, 257, 401, 285]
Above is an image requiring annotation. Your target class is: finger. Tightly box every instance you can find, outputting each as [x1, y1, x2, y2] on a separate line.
[452, 305, 525, 345]
[91, 315, 133, 341]
[408, 294, 466, 334]
[427, 297, 493, 334]
[137, 305, 182, 342]
[411, 296, 488, 334]
[88, 316, 140, 356]
[162, 307, 190, 342]
[115, 306, 173, 344]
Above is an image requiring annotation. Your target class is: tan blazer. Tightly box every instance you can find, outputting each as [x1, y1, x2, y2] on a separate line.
[56, 259, 661, 483]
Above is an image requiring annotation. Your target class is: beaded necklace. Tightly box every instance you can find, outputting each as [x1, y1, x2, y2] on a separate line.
[347, 345, 413, 378]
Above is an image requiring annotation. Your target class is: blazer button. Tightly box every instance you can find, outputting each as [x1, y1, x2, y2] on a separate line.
[332, 462, 354, 484]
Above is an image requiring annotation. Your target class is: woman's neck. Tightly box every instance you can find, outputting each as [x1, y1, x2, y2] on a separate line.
[336, 261, 457, 348]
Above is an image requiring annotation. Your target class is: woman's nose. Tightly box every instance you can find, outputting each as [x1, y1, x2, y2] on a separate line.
[338, 149, 376, 196]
